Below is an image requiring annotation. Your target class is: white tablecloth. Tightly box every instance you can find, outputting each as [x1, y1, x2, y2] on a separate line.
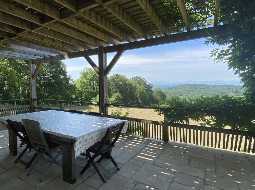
[1, 110, 127, 158]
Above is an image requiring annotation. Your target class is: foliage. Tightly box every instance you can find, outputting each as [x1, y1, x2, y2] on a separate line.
[162, 84, 243, 99]
[153, 89, 166, 104]
[0, 59, 30, 100]
[209, 0, 255, 101]
[0, 59, 75, 102]
[110, 110, 129, 117]
[158, 96, 255, 132]
[75, 68, 98, 103]
[37, 60, 75, 101]
[108, 74, 137, 105]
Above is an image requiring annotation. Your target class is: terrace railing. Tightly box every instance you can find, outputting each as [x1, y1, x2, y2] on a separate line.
[121, 117, 255, 154]
[0, 99, 31, 117]
[0, 99, 254, 154]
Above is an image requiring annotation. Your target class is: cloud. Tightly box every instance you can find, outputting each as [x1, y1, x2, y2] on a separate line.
[116, 48, 212, 66]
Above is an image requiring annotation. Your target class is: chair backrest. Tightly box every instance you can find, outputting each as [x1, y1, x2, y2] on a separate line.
[6, 119, 27, 141]
[22, 119, 49, 151]
[102, 122, 125, 146]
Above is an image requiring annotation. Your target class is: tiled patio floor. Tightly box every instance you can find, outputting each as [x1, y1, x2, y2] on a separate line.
[0, 129, 254, 190]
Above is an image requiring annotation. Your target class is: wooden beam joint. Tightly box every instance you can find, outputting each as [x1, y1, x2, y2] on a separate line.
[84, 55, 99, 73]
[105, 50, 123, 75]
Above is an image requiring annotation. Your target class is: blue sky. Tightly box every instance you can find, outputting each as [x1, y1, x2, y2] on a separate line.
[63, 38, 241, 86]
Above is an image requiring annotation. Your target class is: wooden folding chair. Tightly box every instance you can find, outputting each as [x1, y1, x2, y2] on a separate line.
[6, 119, 31, 164]
[22, 119, 59, 173]
[80, 122, 125, 183]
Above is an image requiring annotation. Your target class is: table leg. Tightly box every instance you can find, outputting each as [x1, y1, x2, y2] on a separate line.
[62, 143, 76, 184]
[8, 128, 17, 156]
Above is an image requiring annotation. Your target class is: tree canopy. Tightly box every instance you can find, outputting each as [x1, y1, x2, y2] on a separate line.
[210, 0, 255, 101]
[0, 59, 74, 102]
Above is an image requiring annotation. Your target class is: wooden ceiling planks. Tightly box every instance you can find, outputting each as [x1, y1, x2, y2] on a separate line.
[0, 0, 220, 61]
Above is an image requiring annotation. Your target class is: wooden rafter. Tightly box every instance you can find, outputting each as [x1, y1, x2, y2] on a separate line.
[135, 0, 164, 31]
[0, 12, 33, 30]
[176, 0, 190, 31]
[35, 28, 88, 50]
[0, 0, 41, 25]
[80, 10, 125, 41]
[54, 0, 77, 12]
[12, 0, 113, 43]
[0, 2, 99, 50]
[54, 0, 128, 41]
[95, 0, 144, 36]
[18, 33, 75, 53]
[0, 23, 17, 35]
[214, 0, 220, 26]
[45, 22, 99, 47]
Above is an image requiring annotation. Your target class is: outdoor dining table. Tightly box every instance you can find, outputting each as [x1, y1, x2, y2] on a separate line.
[1, 110, 127, 183]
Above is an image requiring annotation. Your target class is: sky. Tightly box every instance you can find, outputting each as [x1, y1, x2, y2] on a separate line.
[63, 38, 241, 86]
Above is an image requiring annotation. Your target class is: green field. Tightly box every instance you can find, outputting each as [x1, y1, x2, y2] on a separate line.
[162, 84, 243, 98]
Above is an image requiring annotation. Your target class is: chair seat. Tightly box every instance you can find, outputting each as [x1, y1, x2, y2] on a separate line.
[87, 142, 112, 154]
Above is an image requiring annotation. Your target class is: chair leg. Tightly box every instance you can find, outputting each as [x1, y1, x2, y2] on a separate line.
[109, 156, 119, 170]
[25, 152, 38, 169]
[97, 155, 104, 163]
[45, 152, 59, 165]
[80, 160, 91, 175]
[91, 161, 106, 183]
[14, 145, 29, 163]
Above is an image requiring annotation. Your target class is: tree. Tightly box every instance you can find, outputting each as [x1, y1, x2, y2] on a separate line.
[75, 68, 98, 102]
[37, 60, 75, 101]
[209, 0, 255, 101]
[0, 59, 75, 103]
[130, 77, 154, 105]
[108, 74, 137, 105]
[0, 58, 29, 100]
[153, 89, 166, 104]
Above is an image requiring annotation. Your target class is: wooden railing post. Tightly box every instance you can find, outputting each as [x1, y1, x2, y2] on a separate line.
[30, 62, 37, 111]
[163, 115, 169, 143]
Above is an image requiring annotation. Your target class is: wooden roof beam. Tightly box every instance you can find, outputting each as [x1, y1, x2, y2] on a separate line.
[18, 32, 77, 53]
[8, 41, 60, 57]
[13, 0, 115, 43]
[95, 0, 145, 36]
[0, 23, 18, 35]
[54, 0, 77, 12]
[80, 10, 127, 41]
[53, 0, 129, 41]
[0, 12, 91, 50]
[214, 0, 220, 26]
[0, 0, 41, 25]
[135, 0, 164, 32]
[176, 0, 190, 31]
[68, 25, 227, 57]
[35, 28, 88, 50]
[0, 0, 98, 48]
[0, 50, 43, 59]
[0, 12, 33, 30]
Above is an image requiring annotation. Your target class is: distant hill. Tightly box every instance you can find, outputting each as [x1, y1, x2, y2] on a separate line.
[161, 84, 244, 98]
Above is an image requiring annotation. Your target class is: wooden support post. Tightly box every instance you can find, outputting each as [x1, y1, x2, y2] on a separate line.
[98, 47, 108, 115]
[30, 61, 38, 111]
[163, 115, 169, 143]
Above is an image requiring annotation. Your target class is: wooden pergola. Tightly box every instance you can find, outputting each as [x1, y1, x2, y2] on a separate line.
[0, 0, 225, 114]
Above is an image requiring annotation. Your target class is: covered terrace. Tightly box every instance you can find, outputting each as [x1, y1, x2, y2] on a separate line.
[0, 0, 254, 190]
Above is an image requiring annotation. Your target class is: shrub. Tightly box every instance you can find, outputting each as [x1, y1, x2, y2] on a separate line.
[157, 96, 255, 132]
